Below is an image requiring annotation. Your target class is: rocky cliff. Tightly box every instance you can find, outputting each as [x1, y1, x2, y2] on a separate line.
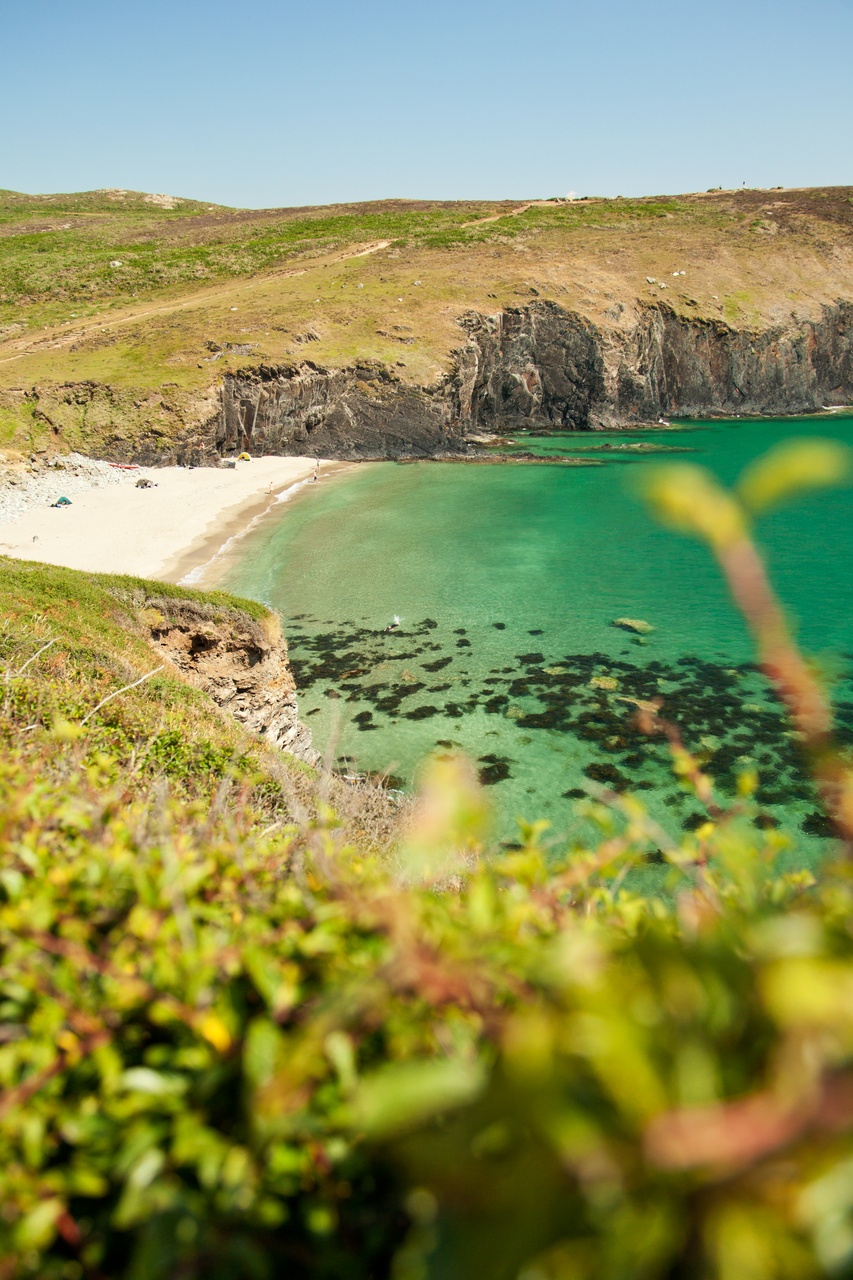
[4, 186, 853, 462]
[10, 299, 852, 466]
[215, 300, 853, 459]
[143, 595, 319, 765]
[218, 362, 459, 460]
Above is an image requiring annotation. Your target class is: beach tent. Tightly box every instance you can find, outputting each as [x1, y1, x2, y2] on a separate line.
[51, 496, 72, 507]
[238, 452, 251, 461]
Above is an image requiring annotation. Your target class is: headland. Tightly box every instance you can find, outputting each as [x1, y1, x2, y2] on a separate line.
[1, 185, 851, 464]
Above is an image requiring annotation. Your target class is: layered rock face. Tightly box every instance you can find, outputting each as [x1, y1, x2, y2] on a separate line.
[144, 597, 319, 765]
[216, 300, 853, 458]
[218, 363, 457, 459]
[602, 302, 853, 425]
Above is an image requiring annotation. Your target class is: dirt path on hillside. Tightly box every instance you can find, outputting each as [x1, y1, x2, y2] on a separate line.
[0, 238, 393, 368]
[461, 199, 563, 227]
[0, 200, 568, 369]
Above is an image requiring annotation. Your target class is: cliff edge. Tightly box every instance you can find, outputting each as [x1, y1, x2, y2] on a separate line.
[143, 593, 319, 765]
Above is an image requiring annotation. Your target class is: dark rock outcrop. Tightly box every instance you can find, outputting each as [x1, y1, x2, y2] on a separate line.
[214, 300, 853, 459]
[217, 361, 458, 460]
[603, 302, 853, 425]
[17, 299, 850, 465]
[452, 306, 606, 431]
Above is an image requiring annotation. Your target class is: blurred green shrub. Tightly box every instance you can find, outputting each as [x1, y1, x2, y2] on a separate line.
[3, 442, 853, 1279]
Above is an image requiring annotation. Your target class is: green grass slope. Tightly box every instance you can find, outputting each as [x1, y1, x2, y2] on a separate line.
[0, 556, 397, 845]
[1, 557, 280, 793]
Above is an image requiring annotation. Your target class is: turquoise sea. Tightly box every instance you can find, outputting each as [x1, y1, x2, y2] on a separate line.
[221, 415, 853, 864]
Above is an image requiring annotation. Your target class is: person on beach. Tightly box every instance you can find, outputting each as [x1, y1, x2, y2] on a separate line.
[313, 460, 320, 482]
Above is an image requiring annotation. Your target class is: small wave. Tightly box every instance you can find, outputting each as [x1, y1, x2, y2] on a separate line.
[275, 477, 311, 503]
[179, 477, 313, 586]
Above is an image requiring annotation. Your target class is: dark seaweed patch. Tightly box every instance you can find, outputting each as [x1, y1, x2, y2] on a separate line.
[583, 762, 630, 791]
[393, 682, 425, 699]
[283, 615, 852, 828]
[802, 810, 834, 837]
[478, 754, 513, 785]
[405, 705, 440, 720]
[422, 656, 452, 672]
[755, 786, 787, 805]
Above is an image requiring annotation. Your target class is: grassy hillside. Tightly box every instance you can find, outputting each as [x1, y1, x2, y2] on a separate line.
[0, 556, 398, 846]
[1, 186, 851, 456]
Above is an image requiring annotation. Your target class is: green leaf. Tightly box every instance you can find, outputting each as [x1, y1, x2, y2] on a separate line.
[737, 438, 852, 514]
[14, 1198, 63, 1250]
[118, 1068, 187, 1096]
[640, 463, 746, 548]
[243, 1017, 285, 1089]
[355, 1058, 486, 1138]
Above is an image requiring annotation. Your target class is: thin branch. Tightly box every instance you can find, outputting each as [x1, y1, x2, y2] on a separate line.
[717, 536, 853, 851]
[13, 638, 55, 678]
[80, 665, 165, 725]
[0, 1029, 112, 1122]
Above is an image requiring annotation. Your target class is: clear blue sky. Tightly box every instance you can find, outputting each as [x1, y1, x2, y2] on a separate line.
[3, 0, 851, 208]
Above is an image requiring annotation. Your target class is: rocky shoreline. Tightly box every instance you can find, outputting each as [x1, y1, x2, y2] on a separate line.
[145, 593, 320, 766]
[213, 299, 853, 462]
[4, 299, 852, 468]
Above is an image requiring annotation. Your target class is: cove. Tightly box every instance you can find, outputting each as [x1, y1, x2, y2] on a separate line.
[220, 414, 853, 867]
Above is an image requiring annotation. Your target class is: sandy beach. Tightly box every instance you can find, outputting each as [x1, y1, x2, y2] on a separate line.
[0, 456, 335, 584]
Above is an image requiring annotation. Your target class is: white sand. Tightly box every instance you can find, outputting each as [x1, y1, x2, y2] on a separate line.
[0, 456, 330, 583]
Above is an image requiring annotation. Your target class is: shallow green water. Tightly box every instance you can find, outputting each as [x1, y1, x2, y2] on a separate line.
[222, 415, 853, 862]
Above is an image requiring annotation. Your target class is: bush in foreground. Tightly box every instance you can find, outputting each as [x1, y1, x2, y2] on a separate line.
[2, 441, 853, 1279]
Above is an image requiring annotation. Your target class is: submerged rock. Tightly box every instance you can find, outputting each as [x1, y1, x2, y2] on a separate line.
[612, 617, 655, 635]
